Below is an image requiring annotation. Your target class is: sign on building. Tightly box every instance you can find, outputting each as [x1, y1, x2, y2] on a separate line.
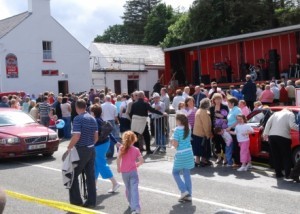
[6, 53, 18, 78]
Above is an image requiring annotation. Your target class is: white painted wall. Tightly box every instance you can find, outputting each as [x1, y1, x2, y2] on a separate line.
[91, 70, 159, 94]
[0, 0, 90, 96]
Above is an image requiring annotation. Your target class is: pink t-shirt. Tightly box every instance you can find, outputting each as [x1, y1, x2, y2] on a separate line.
[260, 90, 274, 103]
[120, 146, 142, 173]
[241, 106, 250, 117]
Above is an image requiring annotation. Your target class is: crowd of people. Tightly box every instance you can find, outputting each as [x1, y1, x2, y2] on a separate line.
[0, 74, 299, 213]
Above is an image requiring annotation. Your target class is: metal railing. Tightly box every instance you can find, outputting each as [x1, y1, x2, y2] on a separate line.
[90, 56, 145, 71]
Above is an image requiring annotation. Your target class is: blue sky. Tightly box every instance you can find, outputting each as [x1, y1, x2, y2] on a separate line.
[0, 0, 194, 47]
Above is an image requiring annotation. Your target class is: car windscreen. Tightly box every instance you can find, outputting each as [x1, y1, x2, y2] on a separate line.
[0, 111, 36, 126]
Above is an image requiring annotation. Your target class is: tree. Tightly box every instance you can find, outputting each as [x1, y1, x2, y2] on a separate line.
[185, 0, 272, 43]
[94, 25, 128, 44]
[122, 0, 161, 44]
[160, 13, 190, 48]
[143, 3, 176, 45]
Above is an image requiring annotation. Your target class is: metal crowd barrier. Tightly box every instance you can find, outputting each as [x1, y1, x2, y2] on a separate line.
[152, 114, 176, 154]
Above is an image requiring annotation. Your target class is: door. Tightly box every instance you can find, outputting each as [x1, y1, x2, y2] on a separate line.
[114, 80, 121, 95]
[127, 80, 139, 94]
[58, 81, 69, 95]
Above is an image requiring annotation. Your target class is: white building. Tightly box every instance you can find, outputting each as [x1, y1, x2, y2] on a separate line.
[89, 43, 165, 96]
[0, 0, 91, 96]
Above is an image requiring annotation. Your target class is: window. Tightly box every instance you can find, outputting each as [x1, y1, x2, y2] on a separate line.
[42, 41, 52, 60]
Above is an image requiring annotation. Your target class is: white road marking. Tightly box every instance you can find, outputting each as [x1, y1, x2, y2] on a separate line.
[16, 161, 265, 214]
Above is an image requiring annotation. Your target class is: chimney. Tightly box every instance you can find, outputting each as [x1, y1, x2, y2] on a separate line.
[28, 0, 51, 15]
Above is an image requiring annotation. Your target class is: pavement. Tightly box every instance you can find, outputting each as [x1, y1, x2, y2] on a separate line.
[0, 140, 300, 214]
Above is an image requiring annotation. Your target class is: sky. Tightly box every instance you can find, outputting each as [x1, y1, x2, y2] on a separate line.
[0, 0, 194, 47]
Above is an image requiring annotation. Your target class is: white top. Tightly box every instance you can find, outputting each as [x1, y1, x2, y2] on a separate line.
[208, 87, 222, 96]
[61, 103, 71, 117]
[101, 102, 117, 121]
[263, 109, 299, 139]
[182, 92, 189, 99]
[235, 123, 254, 142]
[270, 86, 280, 99]
[221, 130, 233, 146]
[160, 94, 170, 112]
[152, 101, 165, 119]
[119, 100, 128, 118]
[172, 96, 185, 111]
[256, 88, 263, 100]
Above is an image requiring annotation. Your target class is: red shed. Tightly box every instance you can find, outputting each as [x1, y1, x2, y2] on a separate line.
[164, 24, 300, 86]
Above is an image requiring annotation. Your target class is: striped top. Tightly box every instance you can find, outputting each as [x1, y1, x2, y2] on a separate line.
[73, 112, 98, 147]
[172, 126, 194, 170]
[184, 107, 197, 128]
[38, 102, 50, 118]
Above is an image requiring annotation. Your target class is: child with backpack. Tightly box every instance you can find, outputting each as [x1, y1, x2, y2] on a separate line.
[171, 114, 194, 202]
[117, 131, 144, 214]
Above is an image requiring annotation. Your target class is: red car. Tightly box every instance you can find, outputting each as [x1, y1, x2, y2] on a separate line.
[248, 106, 300, 165]
[0, 108, 59, 159]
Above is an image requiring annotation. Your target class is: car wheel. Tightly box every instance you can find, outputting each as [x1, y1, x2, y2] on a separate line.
[42, 152, 54, 157]
[292, 147, 300, 165]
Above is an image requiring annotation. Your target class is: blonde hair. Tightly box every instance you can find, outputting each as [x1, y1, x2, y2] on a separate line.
[120, 131, 137, 158]
[211, 93, 222, 104]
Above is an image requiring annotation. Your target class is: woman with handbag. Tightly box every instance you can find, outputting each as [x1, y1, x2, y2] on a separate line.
[90, 104, 121, 193]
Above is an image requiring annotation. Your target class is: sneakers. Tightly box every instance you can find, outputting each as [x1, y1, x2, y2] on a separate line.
[108, 183, 120, 193]
[184, 195, 192, 202]
[178, 191, 189, 202]
[237, 166, 248, 171]
[131, 211, 141, 214]
[246, 163, 252, 170]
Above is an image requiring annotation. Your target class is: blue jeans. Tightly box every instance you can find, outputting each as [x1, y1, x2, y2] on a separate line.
[62, 116, 71, 139]
[172, 168, 192, 196]
[122, 171, 140, 212]
[225, 143, 233, 165]
[95, 141, 113, 179]
[107, 120, 120, 157]
[154, 117, 166, 148]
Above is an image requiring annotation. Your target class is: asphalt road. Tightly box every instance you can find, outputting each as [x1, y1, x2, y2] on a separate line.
[0, 141, 300, 214]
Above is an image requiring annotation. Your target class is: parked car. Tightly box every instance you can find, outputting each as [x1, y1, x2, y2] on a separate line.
[247, 106, 300, 165]
[0, 91, 26, 98]
[0, 108, 59, 159]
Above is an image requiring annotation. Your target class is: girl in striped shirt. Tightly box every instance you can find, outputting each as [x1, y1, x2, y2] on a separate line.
[171, 114, 194, 202]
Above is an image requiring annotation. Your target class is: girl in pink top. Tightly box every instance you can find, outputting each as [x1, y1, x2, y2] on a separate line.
[238, 100, 251, 117]
[117, 131, 144, 214]
[259, 85, 274, 105]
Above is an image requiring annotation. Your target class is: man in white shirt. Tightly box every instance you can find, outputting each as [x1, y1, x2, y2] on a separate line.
[182, 86, 190, 99]
[270, 82, 279, 104]
[208, 82, 223, 99]
[152, 93, 166, 153]
[172, 89, 185, 111]
[101, 95, 120, 157]
[160, 87, 170, 113]
[263, 108, 299, 178]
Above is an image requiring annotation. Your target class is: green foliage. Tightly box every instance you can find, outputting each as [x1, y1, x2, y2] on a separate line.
[186, 0, 271, 43]
[160, 13, 189, 48]
[122, 0, 161, 44]
[276, 7, 300, 25]
[94, 25, 128, 44]
[143, 3, 177, 45]
[94, 0, 300, 47]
